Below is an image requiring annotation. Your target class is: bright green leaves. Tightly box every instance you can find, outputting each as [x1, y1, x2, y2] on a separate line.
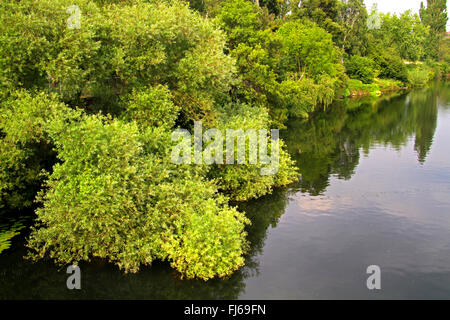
[121, 85, 180, 129]
[345, 55, 376, 84]
[209, 103, 298, 201]
[0, 91, 76, 209]
[216, 0, 263, 49]
[0, 0, 299, 280]
[278, 21, 339, 79]
[26, 112, 250, 279]
[216, 0, 343, 124]
[0, 0, 237, 122]
[274, 20, 343, 120]
[0, 0, 101, 100]
[157, 177, 250, 280]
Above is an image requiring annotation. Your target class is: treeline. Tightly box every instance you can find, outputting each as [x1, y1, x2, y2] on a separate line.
[0, 0, 447, 279]
[194, 0, 448, 124]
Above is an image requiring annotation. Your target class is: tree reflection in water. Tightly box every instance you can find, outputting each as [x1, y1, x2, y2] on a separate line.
[283, 83, 447, 196]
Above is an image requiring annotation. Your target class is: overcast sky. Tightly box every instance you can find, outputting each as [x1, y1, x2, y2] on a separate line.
[364, 0, 450, 31]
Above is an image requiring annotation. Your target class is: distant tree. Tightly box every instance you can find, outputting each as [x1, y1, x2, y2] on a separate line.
[367, 11, 430, 63]
[420, 0, 448, 60]
[420, 0, 448, 33]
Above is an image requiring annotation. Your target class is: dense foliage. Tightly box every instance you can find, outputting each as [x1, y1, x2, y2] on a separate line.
[344, 55, 376, 84]
[0, 0, 447, 279]
[0, 0, 296, 279]
[24, 99, 250, 279]
[215, 0, 345, 125]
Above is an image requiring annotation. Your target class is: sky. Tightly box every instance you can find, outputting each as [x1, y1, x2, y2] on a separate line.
[364, 0, 450, 31]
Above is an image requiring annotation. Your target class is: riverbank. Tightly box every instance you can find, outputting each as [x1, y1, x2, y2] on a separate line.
[345, 62, 448, 98]
[345, 78, 406, 97]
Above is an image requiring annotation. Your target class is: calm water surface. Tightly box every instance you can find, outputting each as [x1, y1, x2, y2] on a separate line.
[1, 83, 449, 299]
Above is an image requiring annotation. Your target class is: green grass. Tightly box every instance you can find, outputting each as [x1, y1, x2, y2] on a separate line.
[407, 65, 435, 87]
[346, 79, 380, 97]
[346, 78, 405, 98]
[375, 78, 404, 91]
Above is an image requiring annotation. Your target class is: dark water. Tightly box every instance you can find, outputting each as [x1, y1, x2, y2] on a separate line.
[1, 83, 450, 299]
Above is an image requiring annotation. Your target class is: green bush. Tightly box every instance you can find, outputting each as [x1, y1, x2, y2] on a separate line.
[0, 0, 101, 100]
[208, 103, 298, 201]
[371, 52, 408, 83]
[0, 0, 300, 281]
[216, 0, 343, 125]
[345, 55, 376, 84]
[346, 79, 380, 97]
[277, 76, 336, 117]
[278, 78, 319, 118]
[375, 78, 404, 91]
[27, 112, 250, 279]
[345, 77, 404, 97]
[407, 65, 435, 87]
[0, 91, 74, 209]
[120, 85, 180, 129]
[277, 21, 339, 79]
[426, 61, 449, 80]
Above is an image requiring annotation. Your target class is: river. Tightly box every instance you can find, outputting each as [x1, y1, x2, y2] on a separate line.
[1, 82, 449, 299]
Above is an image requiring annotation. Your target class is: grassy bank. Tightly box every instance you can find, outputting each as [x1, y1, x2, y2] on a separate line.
[345, 63, 447, 98]
[345, 78, 405, 97]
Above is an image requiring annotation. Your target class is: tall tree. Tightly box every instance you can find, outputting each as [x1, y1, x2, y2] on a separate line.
[293, 0, 344, 42]
[338, 0, 369, 56]
[419, 0, 448, 60]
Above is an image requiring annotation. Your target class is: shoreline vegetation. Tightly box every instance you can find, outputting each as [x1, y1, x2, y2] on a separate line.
[346, 64, 443, 98]
[0, 0, 448, 280]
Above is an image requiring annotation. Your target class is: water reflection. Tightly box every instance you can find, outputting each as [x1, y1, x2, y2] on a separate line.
[283, 83, 447, 195]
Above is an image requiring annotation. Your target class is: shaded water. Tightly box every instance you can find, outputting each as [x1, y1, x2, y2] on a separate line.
[1, 83, 449, 299]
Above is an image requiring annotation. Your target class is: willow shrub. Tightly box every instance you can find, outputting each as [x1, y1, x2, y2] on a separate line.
[0, 0, 101, 99]
[277, 77, 336, 118]
[26, 109, 249, 279]
[0, 91, 72, 209]
[208, 103, 298, 201]
[118, 87, 298, 202]
[1, 91, 250, 279]
[120, 85, 180, 128]
[0, 0, 298, 279]
[344, 55, 376, 84]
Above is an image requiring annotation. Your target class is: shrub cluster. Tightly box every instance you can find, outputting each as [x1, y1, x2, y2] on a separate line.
[0, 0, 298, 279]
[345, 55, 376, 84]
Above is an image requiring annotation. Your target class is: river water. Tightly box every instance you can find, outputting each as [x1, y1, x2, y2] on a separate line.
[1, 82, 449, 299]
